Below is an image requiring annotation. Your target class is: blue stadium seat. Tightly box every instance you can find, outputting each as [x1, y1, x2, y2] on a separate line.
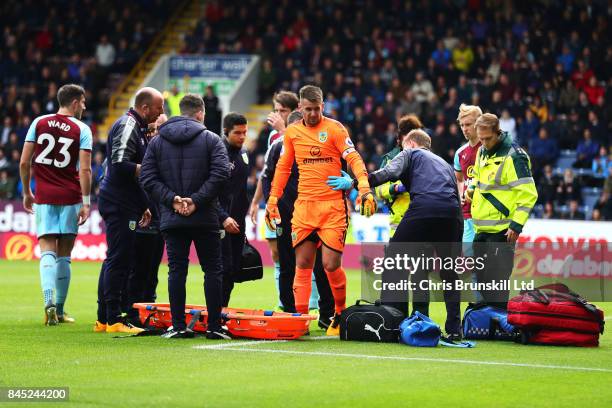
[574, 168, 593, 177]
[582, 187, 601, 209]
[555, 150, 577, 170]
[581, 205, 593, 220]
[531, 204, 544, 218]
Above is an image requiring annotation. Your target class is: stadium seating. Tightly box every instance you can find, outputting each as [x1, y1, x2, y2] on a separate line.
[179, 0, 610, 219]
[1, 0, 610, 220]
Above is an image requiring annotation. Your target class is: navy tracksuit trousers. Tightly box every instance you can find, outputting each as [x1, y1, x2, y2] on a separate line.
[162, 228, 224, 332]
[97, 197, 140, 325]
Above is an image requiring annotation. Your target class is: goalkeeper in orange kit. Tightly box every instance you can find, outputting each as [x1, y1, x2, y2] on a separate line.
[266, 85, 376, 335]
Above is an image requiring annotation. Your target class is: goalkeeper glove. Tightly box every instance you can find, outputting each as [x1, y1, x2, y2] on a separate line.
[357, 191, 377, 217]
[355, 178, 376, 217]
[265, 196, 281, 231]
[327, 170, 354, 191]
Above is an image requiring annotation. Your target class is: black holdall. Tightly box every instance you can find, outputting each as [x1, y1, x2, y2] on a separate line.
[233, 239, 264, 283]
[339, 300, 404, 342]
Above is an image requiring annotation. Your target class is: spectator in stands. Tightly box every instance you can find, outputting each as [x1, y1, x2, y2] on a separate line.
[584, 76, 605, 105]
[587, 111, 606, 145]
[563, 199, 585, 220]
[6, 149, 20, 179]
[538, 165, 557, 204]
[556, 169, 581, 206]
[95, 35, 115, 68]
[591, 207, 603, 221]
[3, 132, 20, 159]
[556, 44, 575, 74]
[0, 150, 8, 174]
[258, 60, 276, 103]
[399, 90, 421, 117]
[517, 109, 539, 147]
[0, 117, 12, 145]
[542, 202, 559, 219]
[431, 40, 451, 70]
[411, 72, 435, 107]
[0, 169, 14, 199]
[499, 109, 517, 141]
[592, 146, 610, 180]
[203, 85, 221, 135]
[529, 128, 559, 177]
[529, 96, 549, 123]
[452, 39, 474, 73]
[574, 128, 600, 168]
[114, 39, 137, 74]
[571, 60, 594, 91]
[558, 81, 580, 113]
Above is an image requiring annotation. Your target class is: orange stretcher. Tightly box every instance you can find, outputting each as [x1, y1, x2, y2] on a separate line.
[133, 303, 316, 340]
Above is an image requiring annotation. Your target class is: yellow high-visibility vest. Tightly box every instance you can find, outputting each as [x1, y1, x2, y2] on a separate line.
[470, 132, 538, 234]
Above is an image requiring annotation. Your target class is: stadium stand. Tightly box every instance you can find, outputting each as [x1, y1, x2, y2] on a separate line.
[1, 0, 610, 220]
[0, 0, 175, 200]
[180, 0, 610, 219]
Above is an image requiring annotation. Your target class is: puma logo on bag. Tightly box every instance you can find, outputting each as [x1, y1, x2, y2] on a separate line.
[364, 323, 383, 341]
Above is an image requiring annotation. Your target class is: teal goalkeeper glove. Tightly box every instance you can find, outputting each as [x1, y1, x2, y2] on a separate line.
[327, 170, 354, 191]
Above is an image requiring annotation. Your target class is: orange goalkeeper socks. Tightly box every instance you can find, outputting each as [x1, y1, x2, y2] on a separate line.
[293, 267, 313, 314]
[325, 267, 347, 314]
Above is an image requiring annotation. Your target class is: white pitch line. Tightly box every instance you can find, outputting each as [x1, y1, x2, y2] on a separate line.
[194, 339, 288, 350]
[215, 347, 612, 373]
[193, 335, 336, 350]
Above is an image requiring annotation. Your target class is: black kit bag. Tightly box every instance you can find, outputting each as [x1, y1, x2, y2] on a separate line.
[233, 239, 264, 283]
[339, 300, 404, 343]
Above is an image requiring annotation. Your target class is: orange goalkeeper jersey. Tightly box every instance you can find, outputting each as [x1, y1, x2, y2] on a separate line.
[270, 116, 365, 202]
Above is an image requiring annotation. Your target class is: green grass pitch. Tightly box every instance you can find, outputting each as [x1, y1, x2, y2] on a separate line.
[0, 259, 611, 407]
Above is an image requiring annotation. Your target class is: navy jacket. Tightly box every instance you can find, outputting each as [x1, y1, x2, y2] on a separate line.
[140, 116, 229, 231]
[99, 108, 149, 214]
[218, 138, 249, 228]
[369, 147, 461, 220]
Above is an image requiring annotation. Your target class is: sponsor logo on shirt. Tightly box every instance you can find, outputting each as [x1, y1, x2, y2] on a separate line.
[303, 157, 333, 165]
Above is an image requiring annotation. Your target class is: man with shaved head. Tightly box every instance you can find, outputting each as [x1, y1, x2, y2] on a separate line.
[95, 87, 164, 334]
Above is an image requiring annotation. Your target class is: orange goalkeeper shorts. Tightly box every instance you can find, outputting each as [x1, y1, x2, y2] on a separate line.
[290, 199, 349, 253]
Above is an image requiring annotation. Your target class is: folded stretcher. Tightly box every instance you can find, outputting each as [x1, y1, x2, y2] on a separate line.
[133, 303, 316, 340]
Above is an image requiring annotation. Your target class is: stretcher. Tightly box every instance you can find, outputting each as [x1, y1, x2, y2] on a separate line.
[133, 303, 316, 340]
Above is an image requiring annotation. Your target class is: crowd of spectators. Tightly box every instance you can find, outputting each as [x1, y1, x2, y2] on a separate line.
[0, 0, 173, 200]
[1, 0, 611, 220]
[183, 0, 611, 219]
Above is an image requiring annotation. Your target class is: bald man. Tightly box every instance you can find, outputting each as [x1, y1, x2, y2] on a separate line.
[95, 87, 164, 333]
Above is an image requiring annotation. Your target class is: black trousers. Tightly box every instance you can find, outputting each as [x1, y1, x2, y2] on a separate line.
[473, 230, 516, 309]
[163, 228, 223, 331]
[96, 259, 108, 323]
[98, 198, 140, 324]
[381, 217, 463, 335]
[221, 229, 246, 307]
[277, 205, 334, 319]
[121, 230, 165, 318]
